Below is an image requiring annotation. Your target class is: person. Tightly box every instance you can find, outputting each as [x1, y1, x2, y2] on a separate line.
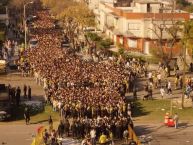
[99, 132, 107, 144]
[57, 120, 64, 138]
[123, 129, 129, 144]
[160, 86, 165, 99]
[43, 129, 49, 144]
[48, 116, 53, 132]
[28, 86, 31, 100]
[129, 140, 137, 145]
[90, 128, 96, 145]
[173, 113, 179, 129]
[16, 86, 21, 106]
[24, 107, 30, 125]
[167, 81, 172, 95]
[133, 87, 137, 100]
[23, 84, 27, 98]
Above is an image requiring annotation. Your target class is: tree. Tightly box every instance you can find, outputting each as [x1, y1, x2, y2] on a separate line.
[41, 0, 95, 50]
[180, 20, 193, 108]
[149, 3, 182, 61]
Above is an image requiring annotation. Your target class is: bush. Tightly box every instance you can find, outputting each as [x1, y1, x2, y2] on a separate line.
[86, 32, 102, 42]
[98, 38, 113, 49]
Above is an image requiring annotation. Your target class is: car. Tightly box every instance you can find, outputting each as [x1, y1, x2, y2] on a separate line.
[29, 38, 38, 49]
[53, 20, 62, 29]
[0, 84, 11, 121]
[26, 15, 38, 24]
[61, 40, 70, 48]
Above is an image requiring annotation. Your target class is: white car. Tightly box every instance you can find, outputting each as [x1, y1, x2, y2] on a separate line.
[29, 39, 38, 49]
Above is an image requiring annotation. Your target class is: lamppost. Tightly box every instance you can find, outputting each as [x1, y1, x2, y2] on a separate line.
[24, 1, 34, 50]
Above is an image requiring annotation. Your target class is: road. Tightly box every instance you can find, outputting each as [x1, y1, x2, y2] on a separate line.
[0, 71, 193, 145]
[135, 123, 193, 145]
[0, 124, 41, 145]
[0, 72, 45, 145]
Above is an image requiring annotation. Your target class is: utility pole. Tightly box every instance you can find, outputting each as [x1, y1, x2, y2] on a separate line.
[181, 41, 186, 109]
[24, 1, 34, 50]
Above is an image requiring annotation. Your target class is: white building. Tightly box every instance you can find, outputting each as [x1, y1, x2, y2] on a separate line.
[90, 0, 190, 55]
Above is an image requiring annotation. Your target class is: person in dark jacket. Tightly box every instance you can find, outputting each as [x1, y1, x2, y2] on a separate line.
[23, 84, 27, 98]
[24, 107, 30, 125]
[16, 86, 21, 106]
[28, 86, 31, 100]
[57, 120, 64, 138]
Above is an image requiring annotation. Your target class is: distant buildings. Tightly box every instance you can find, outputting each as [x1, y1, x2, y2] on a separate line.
[89, 0, 190, 55]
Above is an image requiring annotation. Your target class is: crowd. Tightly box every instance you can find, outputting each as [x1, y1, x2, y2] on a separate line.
[23, 7, 193, 145]
[8, 84, 32, 106]
[23, 9, 145, 145]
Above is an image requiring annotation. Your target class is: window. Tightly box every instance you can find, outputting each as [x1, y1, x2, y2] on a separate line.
[128, 23, 140, 30]
[147, 3, 151, 12]
[128, 39, 137, 48]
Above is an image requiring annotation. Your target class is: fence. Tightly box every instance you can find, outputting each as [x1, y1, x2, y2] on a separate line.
[128, 125, 141, 145]
[31, 126, 45, 145]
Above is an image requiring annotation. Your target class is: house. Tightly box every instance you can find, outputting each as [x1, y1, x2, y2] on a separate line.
[93, 0, 190, 55]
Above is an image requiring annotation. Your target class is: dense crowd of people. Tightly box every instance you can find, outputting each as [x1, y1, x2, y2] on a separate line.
[21, 6, 193, 145]
[23, 9, 145, 145]
[7, 84, 32, 106]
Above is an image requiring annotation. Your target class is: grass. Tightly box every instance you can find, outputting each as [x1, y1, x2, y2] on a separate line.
[133, 100, 193, 123]
[0, 105, 59, 124]
[2, 100, 193, 125]
[30, 105, 60, 124]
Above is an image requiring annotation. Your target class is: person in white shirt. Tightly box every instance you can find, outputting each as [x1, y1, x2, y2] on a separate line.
[160, 87, 165, 99]
[157, 73, 161, 87]
[173, 113, 179, 129]
[167, 81, 172, 95]
[90, 128, 96, 145]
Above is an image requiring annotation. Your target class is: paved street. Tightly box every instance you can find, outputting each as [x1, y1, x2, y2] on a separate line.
[0, 72, 193, 145]
[135, 123, 193, 145]
[0, 72, 45, 101]
[0, 72, 45, 145]
[0, 124, 41, 145]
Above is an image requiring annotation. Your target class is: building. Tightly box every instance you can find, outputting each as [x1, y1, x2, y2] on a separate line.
[92, 0, 190, 55]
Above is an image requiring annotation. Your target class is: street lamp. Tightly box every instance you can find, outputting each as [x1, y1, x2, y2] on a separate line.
[24, 1, 34, 50]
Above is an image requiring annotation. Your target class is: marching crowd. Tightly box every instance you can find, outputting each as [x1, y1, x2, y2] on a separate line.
[24, 10, 143, 145]
[21, 5, 193, 145]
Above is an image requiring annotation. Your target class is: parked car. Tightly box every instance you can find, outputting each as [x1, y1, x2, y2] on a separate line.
[26, 15, 38, 24]
[29, 38, 38, 49]
[53, 20, 62, 29]
[61, 41, 70, 48]
[0, 84, 11, 121]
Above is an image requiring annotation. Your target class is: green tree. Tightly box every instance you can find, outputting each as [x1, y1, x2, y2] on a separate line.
[180, 20, 193, 108]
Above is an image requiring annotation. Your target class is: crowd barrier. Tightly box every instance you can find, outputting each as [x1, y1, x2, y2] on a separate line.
[128, 125, 141, 145]
[31, 126, 45, 145]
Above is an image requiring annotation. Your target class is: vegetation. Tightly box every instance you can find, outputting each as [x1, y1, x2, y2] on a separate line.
[98, 38, 113, 49]
[1, 105, 59, 124]
[181, 20, 193, 57]
[176, 0, 192, 12]
[133, 100, 193, 123]
[41, 0, 95, 49]
[86, 32, 102, 42]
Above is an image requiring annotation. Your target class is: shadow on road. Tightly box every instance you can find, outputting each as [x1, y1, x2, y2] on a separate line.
[30, 119, 48, 124]
[134, 125, 156, 136]
[132, 101, 150, 117]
